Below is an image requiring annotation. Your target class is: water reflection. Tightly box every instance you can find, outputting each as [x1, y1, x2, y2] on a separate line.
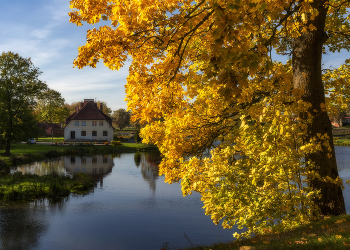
[4, 152, 238, 250]
[139, 151, 161, 193]
[64, 155, 114, 187]
[0, 200, 68, 250]
[14, 152, 162, 194]
[16, 159, 66, 176]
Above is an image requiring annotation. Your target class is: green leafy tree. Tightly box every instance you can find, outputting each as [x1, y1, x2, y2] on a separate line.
[96, 100, 112, 116]
[36, 89, 69, 144]
[0, 51, 47, 155]
[112, 108, 131, 130]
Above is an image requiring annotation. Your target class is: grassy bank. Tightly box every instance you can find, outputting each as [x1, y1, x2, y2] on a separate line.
[333, 137, 350, 146]
[0, 140, 158, 201]
[0, 172, 95, 201]
[179, 214, 350, 250]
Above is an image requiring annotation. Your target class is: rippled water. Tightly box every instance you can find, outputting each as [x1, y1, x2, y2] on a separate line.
[2, 147, 350, 250]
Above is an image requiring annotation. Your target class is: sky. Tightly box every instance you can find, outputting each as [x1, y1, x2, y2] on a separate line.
[1, 1, 349, 112]
[1, 0, 129, 111]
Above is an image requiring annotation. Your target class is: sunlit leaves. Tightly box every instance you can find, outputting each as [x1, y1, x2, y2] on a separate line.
[70, 0, 350, 239]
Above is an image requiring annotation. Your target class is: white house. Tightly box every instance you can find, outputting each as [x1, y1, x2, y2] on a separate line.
[64, 99, 114, 141]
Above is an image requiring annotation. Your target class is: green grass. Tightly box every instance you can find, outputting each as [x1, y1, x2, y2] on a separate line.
[333, 138, 350, 146]
[180, 215, 350, 250]
[0, 172, 95, 201]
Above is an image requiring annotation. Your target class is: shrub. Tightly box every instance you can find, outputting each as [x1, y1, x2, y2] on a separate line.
[111, 141, 121, 146]
[104, 142, 110, 145]
[134, 130, 141, 143]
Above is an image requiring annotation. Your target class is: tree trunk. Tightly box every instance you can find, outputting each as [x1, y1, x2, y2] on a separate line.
[292, 1, 345, 215]
[5, 102, 12, 155]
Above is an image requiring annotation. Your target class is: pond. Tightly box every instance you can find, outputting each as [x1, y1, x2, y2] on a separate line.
[1, 152, 240, 250]
[2, 147, 350, 250]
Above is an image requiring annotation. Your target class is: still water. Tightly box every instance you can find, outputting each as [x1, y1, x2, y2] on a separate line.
[0, 152, 239, 250]
[2, 147, 350, 250]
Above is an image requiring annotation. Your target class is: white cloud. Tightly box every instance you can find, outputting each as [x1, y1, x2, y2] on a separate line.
[31, 29, 51, 39]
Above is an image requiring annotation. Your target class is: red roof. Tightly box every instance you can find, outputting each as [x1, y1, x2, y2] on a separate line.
[65, 101, 113, 126]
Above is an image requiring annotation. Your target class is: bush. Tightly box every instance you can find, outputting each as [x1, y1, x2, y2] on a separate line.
[111, 141, 121, 146]
[104, 142, 110, 145]
[134, 130, 141, 143]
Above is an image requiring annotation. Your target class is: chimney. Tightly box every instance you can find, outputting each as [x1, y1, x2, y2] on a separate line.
[100, 103, 103, 112]
[84, 99, 94, 106]
[75, 105, 79, 113]
[81, 102, 84, 108]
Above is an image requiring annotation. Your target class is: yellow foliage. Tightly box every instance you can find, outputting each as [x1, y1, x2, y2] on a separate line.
[69, 0, 350, 239]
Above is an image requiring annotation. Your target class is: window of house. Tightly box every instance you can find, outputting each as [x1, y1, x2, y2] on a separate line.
[92, 131, 97, 136]
[81, 131, 86, 136]
[81, 121, 86, 126]
[75, 121, 79, 126]
[92, 121, 97, 126]
[99, 121, 103, 126]
[103, 131, 107, 136]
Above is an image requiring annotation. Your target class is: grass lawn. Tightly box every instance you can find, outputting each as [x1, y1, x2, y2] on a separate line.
[181, 214, 350, 250]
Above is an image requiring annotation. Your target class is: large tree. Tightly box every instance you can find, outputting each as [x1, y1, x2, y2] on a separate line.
[35, 89, 69, 144]
[0, 52, 47, 155]
[70, 0, 350, 238]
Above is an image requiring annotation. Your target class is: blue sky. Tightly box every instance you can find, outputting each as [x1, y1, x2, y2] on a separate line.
[1, 1, 349, 112]
[1, 0, 129, 111]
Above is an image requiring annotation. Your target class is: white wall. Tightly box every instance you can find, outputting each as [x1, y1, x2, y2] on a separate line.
[64, 120, 113, 141]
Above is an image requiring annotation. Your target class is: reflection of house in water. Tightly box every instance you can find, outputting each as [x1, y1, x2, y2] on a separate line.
[64, 155, 114, 187]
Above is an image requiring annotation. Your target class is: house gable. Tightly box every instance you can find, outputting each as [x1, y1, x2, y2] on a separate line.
[65, 100, 113, 126]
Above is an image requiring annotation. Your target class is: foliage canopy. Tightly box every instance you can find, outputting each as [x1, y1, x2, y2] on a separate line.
[112, 108, 131, 130]
[70, 0, 349, 238]
[0, 51, 47, 154]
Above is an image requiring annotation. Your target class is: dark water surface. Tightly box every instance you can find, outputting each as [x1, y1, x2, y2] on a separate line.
[1, 152, 239, 250]
[2, 147, 350, 250]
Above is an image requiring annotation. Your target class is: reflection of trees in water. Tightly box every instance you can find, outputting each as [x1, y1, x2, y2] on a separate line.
[0, 199, 68, 250]
[134, 152, 141, 167]
[139, 151, 162, 193]
[17, 159, 66, 176]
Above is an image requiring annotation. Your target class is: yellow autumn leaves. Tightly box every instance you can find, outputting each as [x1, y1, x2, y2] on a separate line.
[70, 0, 350, 239]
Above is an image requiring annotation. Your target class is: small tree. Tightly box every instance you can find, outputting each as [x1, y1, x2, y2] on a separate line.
[112, 109, 131, 130]
[134, 129, 141, 143]
[35, 89, 69, 144]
